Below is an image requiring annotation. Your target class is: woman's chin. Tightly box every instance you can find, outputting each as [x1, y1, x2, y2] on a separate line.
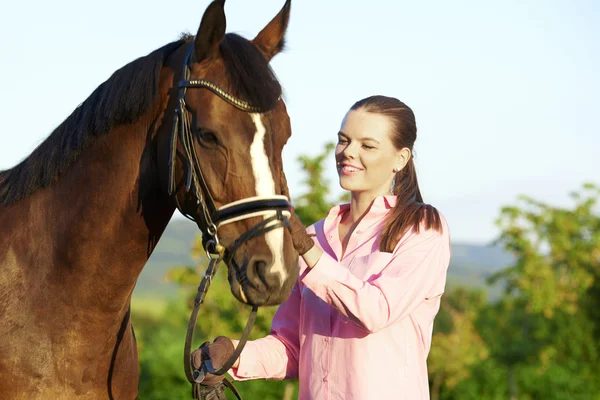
[339, 177, 362, 192]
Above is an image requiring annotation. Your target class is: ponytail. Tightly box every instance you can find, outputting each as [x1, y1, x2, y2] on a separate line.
[378, 158, 442, 253]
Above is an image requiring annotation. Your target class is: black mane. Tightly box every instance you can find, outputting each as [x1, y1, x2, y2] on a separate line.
[0, 40, 186, 206]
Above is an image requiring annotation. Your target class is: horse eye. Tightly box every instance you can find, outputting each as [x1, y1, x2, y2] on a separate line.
[197, 130, 220, 146]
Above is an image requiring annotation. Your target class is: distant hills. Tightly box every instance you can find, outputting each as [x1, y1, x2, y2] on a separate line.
[133, 219, 513, 300]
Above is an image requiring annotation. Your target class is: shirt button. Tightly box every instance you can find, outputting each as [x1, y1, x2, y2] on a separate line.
[323, 377, 327, 382]
[324, 338, 329, 343]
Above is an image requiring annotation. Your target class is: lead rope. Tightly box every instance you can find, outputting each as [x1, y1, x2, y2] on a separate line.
[183, 255, 258, 400]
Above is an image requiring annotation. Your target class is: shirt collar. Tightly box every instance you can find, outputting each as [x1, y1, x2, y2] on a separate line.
[327, 195, 397, 218]
[321, 195, 397, 260]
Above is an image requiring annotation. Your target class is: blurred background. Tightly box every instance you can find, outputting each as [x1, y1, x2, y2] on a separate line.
[1, 1, 598, 399]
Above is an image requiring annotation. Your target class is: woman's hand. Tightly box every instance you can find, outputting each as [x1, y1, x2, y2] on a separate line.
[287, 211, 323, 267]
[280, 168, 317, 257]
[191, 336, 237, 385]
[288, 211, 315, 256]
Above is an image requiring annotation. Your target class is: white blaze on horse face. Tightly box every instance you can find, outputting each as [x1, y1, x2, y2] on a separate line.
[249, 113, 287, 282]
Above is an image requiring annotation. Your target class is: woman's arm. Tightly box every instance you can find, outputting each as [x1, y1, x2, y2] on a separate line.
[301, 224, 450, 333]
[229, 279, 302, 381]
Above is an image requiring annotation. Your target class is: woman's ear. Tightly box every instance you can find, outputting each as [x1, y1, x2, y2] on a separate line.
[394, 147, 412, 172]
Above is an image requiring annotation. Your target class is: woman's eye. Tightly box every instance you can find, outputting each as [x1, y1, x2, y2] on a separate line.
[362, 145, 375, 150]
[338, 138, 348, 144]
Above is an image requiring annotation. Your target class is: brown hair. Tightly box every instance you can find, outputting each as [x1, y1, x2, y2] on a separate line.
[350, 95, 443, 252]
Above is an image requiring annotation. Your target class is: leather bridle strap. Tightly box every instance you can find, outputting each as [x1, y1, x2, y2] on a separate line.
[214, 196, 291, 227]
[179, 79, 264, 113]
[221, 212, 289, 270]
[183, 257, 256, 400]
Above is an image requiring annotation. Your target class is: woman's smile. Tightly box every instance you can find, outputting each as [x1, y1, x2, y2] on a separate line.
[339, 162, 364, 175]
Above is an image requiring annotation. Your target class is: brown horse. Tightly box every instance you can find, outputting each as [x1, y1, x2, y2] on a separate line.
[0, 1, 298, 398]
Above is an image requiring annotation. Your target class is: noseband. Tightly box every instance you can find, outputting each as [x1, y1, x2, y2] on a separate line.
[167, 45, 291, 399]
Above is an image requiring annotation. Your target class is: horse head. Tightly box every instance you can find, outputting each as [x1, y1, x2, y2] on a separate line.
[157, 0, 297, 307]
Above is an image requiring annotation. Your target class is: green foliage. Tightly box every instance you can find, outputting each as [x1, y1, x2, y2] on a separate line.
[133, 299, 192, 399]
[488, 183, 600, 370]
[430, 182, 600, 399]
[428, 286, 490, 400]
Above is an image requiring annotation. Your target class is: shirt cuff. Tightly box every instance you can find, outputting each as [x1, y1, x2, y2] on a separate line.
[228, 342, 259, 381]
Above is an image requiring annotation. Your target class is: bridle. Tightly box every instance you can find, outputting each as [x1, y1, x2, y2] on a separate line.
[167, 43, 291, 399]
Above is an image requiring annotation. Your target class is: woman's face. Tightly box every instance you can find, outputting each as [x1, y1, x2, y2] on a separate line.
[335, 109, 408, 198]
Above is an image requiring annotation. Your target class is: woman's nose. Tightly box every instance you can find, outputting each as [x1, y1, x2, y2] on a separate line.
[342, 142, 357, 159]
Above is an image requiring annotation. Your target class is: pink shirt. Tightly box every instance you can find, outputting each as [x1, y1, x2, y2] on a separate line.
[230, 196, 451, 400]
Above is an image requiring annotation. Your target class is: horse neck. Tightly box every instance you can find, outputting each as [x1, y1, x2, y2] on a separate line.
[19, 104, 175, 317]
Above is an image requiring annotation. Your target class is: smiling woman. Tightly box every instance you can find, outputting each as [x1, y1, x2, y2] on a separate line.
[193, 94, 451, 400]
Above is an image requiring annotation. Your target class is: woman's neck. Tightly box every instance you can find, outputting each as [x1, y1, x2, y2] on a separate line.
[346, 192, 379, 225]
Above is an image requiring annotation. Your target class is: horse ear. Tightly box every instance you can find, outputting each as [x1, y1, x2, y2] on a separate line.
[194, 0, 227, 63]
[252, 0, 291, 62]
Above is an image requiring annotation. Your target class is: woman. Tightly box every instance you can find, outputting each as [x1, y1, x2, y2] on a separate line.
[194, 95, 451, 400]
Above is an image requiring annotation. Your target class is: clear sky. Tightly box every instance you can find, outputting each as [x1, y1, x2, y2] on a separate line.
[1, 0, 598, 244]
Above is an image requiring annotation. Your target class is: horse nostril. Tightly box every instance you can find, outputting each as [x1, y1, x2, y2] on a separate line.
[249, 257, 277, 289]
[254, 259, 268, 271]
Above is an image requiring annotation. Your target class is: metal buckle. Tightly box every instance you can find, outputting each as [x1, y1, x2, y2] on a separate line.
[204, 239, 224, 261]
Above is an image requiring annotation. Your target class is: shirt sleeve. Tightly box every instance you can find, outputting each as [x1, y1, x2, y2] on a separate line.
[229, 279, 302, 381]
[301, 223, 450, 334]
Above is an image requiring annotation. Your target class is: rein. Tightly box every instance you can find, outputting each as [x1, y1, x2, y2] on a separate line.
[183, 257, 255, 400]
[168, 44, 291, 399]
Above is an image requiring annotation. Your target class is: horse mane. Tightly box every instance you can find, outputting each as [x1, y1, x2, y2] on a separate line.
[0, 38, 187, 206]
[0, 32, 282, 207]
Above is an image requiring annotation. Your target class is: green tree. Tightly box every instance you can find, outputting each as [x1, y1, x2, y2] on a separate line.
[428, 287, 489, 400]
[478, 182, 600, 399]
[492, 183, 600, 320]
[428, 183, 600, 400]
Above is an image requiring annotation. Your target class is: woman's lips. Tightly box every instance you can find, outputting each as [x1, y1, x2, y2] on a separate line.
[339, 163, 364, 175]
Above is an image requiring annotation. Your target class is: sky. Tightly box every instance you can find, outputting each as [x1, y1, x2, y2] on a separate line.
[0, 0, 598, 244]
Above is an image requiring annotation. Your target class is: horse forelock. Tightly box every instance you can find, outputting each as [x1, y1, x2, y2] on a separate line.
[219, 33, 283, 112]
